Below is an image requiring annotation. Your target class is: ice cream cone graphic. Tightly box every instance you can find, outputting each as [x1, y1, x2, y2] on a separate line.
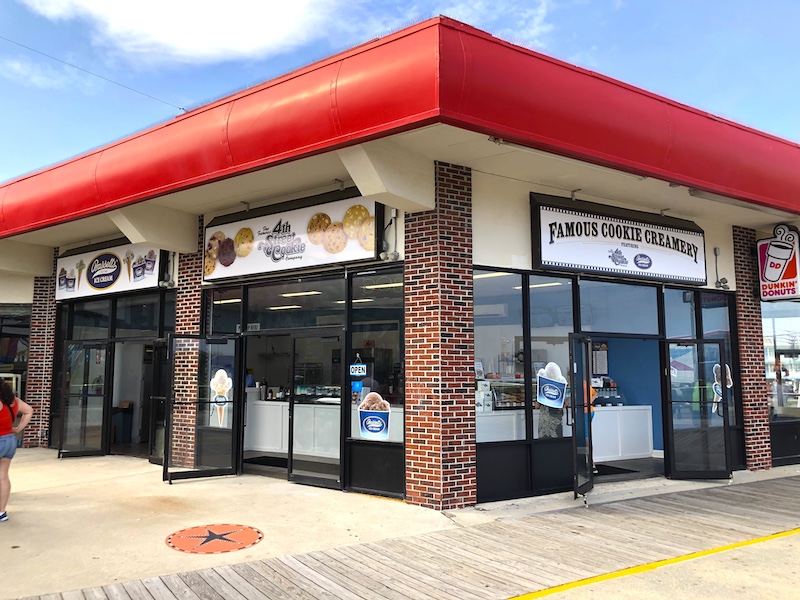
[210, 369, 233, 428]
[76, 260, 85, 289]
[124, 250, 134, 281]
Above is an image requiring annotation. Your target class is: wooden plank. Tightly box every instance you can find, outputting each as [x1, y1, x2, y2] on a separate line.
[324, 546, 442, 600]
[636, 496, 784, 534]
[121, 580, 157, 600]
[353, 540, 492, 599]
[261, 556, 342, 600]
[293, 552, 407, 600]
[386, 536, 519, 598]
[100, 585, 133, 600]
[210, 565, 272, 600]
[334, 543, 458, 600]
[412, 531, 567, 589]
[275, 555, 366, 600]
[61, 592, 86, 600]
[175, 571, 224, 600]
[158, 574, 203, 600]
[228, 563, 302, 600]
[242, 560, 320, 600]
[140, 577, 181, 600]
[194, 569, 250, 600]
[83, 589, 110, 600]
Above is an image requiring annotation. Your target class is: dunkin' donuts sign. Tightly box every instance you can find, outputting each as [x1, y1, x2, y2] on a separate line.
[757, 225, 800, 301]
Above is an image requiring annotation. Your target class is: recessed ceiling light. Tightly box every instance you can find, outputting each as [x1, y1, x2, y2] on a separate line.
[362, 282, 403, 290]
[337, 298, 374, 304]
[474, 272, 511, 279]
[268, 305, 302, 311]
[213, 298, 241, 305]
[281, 291, 321, 297]
[514, 282, 563, 290]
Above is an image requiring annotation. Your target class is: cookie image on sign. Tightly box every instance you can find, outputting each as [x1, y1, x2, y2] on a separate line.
[358, 216, 375, 251]
[343, 204, 370, 238]
[323, 222, 348, 254]
[234, 227, 254, 257]
[307, 212, 331, 245]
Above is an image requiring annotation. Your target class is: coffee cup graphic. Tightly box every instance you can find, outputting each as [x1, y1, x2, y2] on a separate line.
[764, 240, 794, 282]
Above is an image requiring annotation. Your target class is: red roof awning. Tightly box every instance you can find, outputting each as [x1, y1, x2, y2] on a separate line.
[2, 17, 799, 238]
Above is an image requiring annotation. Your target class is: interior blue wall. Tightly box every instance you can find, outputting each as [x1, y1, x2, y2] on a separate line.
[605, 338, 663, 451]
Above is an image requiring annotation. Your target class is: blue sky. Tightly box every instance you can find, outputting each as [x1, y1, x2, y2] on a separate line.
[2, 0, 799, 184]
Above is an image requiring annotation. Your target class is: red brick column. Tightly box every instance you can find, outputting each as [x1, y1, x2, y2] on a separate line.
[404, 162, 475, 509]
[169, 217, 204, 467]
[26, 250, 57, 447]
[732, 226, 771, 469]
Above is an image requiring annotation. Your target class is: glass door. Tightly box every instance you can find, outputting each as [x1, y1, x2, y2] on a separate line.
[288, 330, 343, 488]
[58, 341, 110, 458]
[569, 334, 594, 499]
[149, 341, 168, 464]
[665, 340, 731, 479]
[163, 335, 241, 482]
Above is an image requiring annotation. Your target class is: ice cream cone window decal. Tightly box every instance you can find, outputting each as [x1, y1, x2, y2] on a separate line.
[210, 369, 233, 427]
[87, 252, 121, 290]
[758, 224, 800, 301]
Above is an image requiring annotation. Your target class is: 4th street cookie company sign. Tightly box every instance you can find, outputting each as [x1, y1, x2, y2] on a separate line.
[532, 194, 707, 285]
[203, 198, 378, 281]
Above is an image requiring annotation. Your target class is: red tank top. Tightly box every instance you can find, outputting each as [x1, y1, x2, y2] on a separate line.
[0, 400, 16, 436]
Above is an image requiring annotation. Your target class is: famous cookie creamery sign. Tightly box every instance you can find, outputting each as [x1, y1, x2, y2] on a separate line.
[56, 242, 162, 301]
[757, 224, 800, 301]
[203, 198, 378, 281]
[532, 194, 707, 284]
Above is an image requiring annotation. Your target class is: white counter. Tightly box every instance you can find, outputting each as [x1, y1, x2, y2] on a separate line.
[592, 405, 653, 462]
[476, 409, 571, 442]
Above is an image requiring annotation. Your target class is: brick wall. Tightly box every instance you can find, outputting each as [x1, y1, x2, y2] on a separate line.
[732, 226, 772, 469]
[25, 249, 57, 447]
[404, 162, 476, 509]
[169, 216, 204, 467]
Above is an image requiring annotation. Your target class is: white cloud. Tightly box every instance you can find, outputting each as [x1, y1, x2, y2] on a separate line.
[20, 0, 356, 65]
[19, 0, 555, 65]
[1, 56, 76, 88]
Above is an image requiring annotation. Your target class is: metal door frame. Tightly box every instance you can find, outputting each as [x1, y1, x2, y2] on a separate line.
[569, 333, 594, 500]
[663, 339, 732, 479]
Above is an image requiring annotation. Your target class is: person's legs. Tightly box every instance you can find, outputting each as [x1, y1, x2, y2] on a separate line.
[0, 457, 11, 515]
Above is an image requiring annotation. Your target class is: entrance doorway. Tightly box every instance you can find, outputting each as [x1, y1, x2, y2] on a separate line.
[242, 329, 343, 488]
[58, 339, 168, 462]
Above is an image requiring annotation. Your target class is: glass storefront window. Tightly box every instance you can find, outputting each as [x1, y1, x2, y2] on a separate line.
[474, 270, 525, 442]
[701, 292, 736, 426]
[579, 280, 659, 335]
[762, 301, 800, 421]
[209, 288, 242, 334]
[665, 288, 696, 339]
[247, 277, 344, 331]
[114, 293, 159, 338]
[72, 300, 111, 340]
[530, 275, 573, 439]
[350, 269, 403, 442]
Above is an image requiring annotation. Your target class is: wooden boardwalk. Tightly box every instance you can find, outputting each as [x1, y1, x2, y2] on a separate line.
[21, 476, 800, 600]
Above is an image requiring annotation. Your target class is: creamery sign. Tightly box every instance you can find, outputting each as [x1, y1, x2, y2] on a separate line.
[532, 194, 707, 284]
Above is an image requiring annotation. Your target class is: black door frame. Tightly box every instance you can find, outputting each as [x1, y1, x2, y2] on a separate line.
[662, 339, 732, 479]
[163, 333, 241, 483]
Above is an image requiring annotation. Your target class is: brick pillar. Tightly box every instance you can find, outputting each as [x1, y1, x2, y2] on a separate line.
[26, 250, 57, 447]
[404, 162, 476, 509]
[732, 226, 771, 469]
[170, 217, 204, 467]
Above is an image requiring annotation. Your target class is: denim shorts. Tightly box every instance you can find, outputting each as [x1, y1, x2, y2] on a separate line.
[0, 433, 16, 459]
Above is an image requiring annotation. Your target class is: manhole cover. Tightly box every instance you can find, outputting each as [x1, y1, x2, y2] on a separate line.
[166, 524, 264, 554]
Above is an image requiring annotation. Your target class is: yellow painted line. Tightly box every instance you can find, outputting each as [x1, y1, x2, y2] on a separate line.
[509, 527, 800, 599]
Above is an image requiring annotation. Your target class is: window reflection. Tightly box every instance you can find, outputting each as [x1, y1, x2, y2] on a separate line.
[247, 277, 344, 330]
[474, 270, 525, 442]
[763, 301, 800, 422]
[579, 280, 658, 335]
[530, 276, 573, 439]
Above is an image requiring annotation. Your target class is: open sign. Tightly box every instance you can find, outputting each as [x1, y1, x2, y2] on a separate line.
[350, 364, 367, 377]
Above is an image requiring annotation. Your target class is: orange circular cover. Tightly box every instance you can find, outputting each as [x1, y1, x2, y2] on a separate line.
[166, 524, 263, 554]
